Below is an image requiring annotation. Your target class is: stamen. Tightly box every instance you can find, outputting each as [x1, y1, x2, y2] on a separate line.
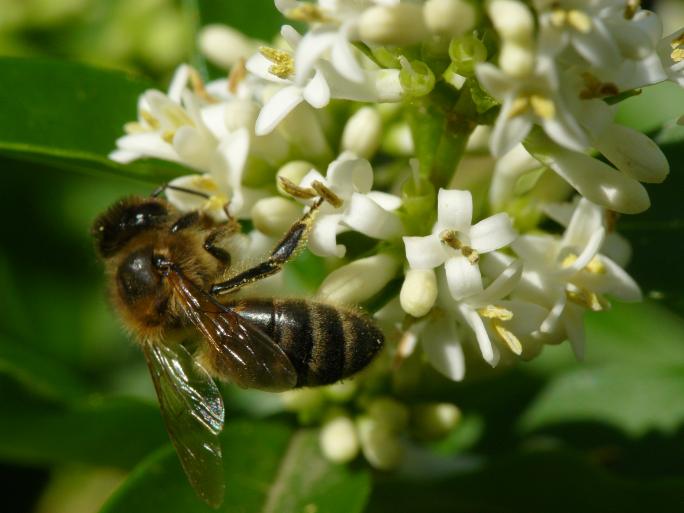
[585, 256, 606, 275]
[671, 34, 684, 63]
[566, 288, 607, 312]
[561, 253, 578, 269]
[530, 94, 556, 119]
[141, 110, 160, 130]
[567, 10, 592, 33]
[624, 0, 640, 20]
[440, 230, 479, 263]
[189, 68, 218, 103]
[161, 131, 175, 144]
[579, 72, 619, 99]
[549, 9, 567, 28]
[311, 181, 344, 208]
[278, 177, 318, 200]
[286, 4, 330, 23]
[228, 58, 247, 95]
[493, 321, 523, 355]
[478, 305, 514, 322]
[260, 46, 295, 79]
[508, 96, 530, 118]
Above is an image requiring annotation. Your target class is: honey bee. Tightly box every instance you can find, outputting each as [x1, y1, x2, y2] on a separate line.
[92, 186, 383, 507]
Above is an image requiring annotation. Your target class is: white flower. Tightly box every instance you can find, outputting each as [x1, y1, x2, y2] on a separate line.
[295, 153, 403, 257]
[403, 189, 517, 301]
[657, 28, 684, 86]
[476, 58, 589, 157]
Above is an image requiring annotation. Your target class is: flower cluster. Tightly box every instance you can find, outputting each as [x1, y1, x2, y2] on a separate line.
[111, 0, 682, 468]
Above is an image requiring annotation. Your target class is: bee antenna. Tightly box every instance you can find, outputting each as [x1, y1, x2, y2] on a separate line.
[152, 183, 212, 200]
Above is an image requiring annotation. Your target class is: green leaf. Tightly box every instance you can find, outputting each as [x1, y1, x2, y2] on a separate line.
[197, 0, 285, 40]
[368, 449, 684, 513]
[101, 425, 371, 513]
[0, 332, 87, 401]
[520, 364, 684, 437]
[0, 57, 185, 183]
[0, 377, 165, 468]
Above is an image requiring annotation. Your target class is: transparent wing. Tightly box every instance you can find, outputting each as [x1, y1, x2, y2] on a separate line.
[167, 269, 297, 392]
[143, 342, 225, 508]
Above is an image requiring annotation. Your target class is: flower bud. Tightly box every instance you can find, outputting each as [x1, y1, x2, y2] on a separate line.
[276, 160, 315, 196]
[400, 269, 438, 318]
[424, 0, 478, 37]
[412, 402, 461, 440]
[382, 123, 414, 156]
[342, 107, 383, 159]
[359, 4, 429, 46]
[320, 416, 360, 464]
[367, 397, 410, 431]
[399, 58, 436, 98]
[487, 0, 534, 43]
[199, 25, 258, 70]
[356, 415, 405, 470]
[251, 197, 303, 237]
[499, 41, 535, 77]
[448, 35, 488, 76]
[374, 69, 405, 103]
[317, 254, 400, 305]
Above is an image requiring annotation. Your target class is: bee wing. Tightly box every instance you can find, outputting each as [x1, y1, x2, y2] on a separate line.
[167, 269, 298, 392]
[143, 342, 225, 508]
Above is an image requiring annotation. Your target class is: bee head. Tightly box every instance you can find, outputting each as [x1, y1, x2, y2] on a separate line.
[92, 197, 169, 258]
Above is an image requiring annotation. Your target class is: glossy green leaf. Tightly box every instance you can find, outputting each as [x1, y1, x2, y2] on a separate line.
[368, 449, 684, 513]
[196, 0, 285, 41]
[0, 377, 166, 468]
[0, 57, 186, 183]
[100, 425, 371, 513]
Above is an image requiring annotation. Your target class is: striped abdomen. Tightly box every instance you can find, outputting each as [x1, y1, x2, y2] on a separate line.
[227, 298, 383, 387]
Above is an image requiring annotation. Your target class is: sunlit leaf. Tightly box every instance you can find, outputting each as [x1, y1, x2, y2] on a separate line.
[100, 425, 371, 513]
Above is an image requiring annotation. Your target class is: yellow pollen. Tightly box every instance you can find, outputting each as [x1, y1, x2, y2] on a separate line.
[566, 288, 607, 312]
[259, 46, 294, 79]
[493, 321, 523, 355]
[161, 130, 176, 144]
[508, 96, 530, 118]
[192, 176, 220, 192]
[140, 110, 160, 130]
[478, 305, 514, 322]
[567, 10, 592, 33]
[671, 34, 684, 62]
[286, 5, 330, 23]
[585, 256, 606, 275]
[440, 230, 479, 264]
[549, 9, 568, 28]
[530, 94, 556, 120]
[561, 253, 578, 269]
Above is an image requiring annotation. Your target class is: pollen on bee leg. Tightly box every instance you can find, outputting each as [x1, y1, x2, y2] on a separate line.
[439, 230, 479, 263]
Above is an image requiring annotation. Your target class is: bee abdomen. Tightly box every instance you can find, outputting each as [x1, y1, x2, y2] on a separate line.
[231, 298, 383, 387]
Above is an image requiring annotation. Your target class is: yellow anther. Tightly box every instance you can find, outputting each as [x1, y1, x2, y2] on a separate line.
[624, 0, 640, 19]
[493, 321, 523, 355]
[508, 96, 530, 118]
[141, 110, 161, 130]
[260, 46, 295, 79]
[163, 105, 194, 129]
[579, 72, 619, 99]
[671, 33, 684, 62]
[566, 288, 607, 312]
[567, 10, 592, 33]
[561, 253, 578, 269]
[530, 94, 556, 120]
[440, 230, 479, 264]
[549, 9, 567, 28]
[189, 67, 218, 104]
[161, 130, 176, 144]
[228, 58, 247, 95]
[286, 4, 330, 23]
[585, 256, 606, 275]
[478, 305, 514, 322]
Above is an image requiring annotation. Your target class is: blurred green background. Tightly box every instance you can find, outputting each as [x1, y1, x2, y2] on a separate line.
[1, 1, 684, 512]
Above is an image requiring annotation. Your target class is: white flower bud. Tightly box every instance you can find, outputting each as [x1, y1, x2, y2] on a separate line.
[358, 4, 429, 46]
[276, 160, 315, 196]
[356, 415, 405, 470]
[499, 41, 535, 77]
[400, 269, 438, 318]
[424, 0, 478, 37]
[280, 388, 324, 412]
[317, 254, 400, 305]
[412, 402, 461, 440]
[320, 416, 360, 464]
[251, 197, 303, 237]
[487, 0, 534, 43]
[199, 24, 258, 70]
[342, 107, 383, 159]
[367, 397, 410, 431]
[382, 123, 415, 156]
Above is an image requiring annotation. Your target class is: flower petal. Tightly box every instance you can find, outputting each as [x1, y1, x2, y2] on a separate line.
[303, 69, 331, 108]
[255, 85, 304, 135]
[490, 99, 534, 158]
[308, 214, 346, 258]
[436, 189, 472, 232]
[458, 304, 498, 366]
[476, 260, 523, 304]
[403, 235, 447, 269]
[475, 63, 510, 102]
[445, 254, 483, 300]
[343, 193, 403, 240]
[366, 191, 402, 211]
[561, 198, 604, 250]
[422, 319, 465, 381]
[470, 213, 517, 253]
[295, 27, 338, 84]
[512, 234, 559, 270]
[327, 156, 373, 195]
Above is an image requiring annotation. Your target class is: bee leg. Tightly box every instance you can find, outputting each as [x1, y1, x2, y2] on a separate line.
[203, 227, 233, 265]
[210, 198, 324, 296]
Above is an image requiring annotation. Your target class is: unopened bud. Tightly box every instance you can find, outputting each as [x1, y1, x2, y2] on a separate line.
[382, 123, 414, 156]
[487, 0, 534, 43]
[399, 58, 436, 98]
[424, 0, 478, 37]
[367, 397, 410, 431]
[499, 41, 535, 77]
[359, 4, 429, 46]
[199, 25, 258, 70]
[448, 35, 488, 76]
[342, 107, 383, 159]
[251, 197, 303, 237]
[356, 416, 405, 470]
[412, 402, 461, 440]
[400, 269, 438, 318]
[277, 160, 315, 197]
[320, 416, 360, 463]
[317, 254, 400, 305]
